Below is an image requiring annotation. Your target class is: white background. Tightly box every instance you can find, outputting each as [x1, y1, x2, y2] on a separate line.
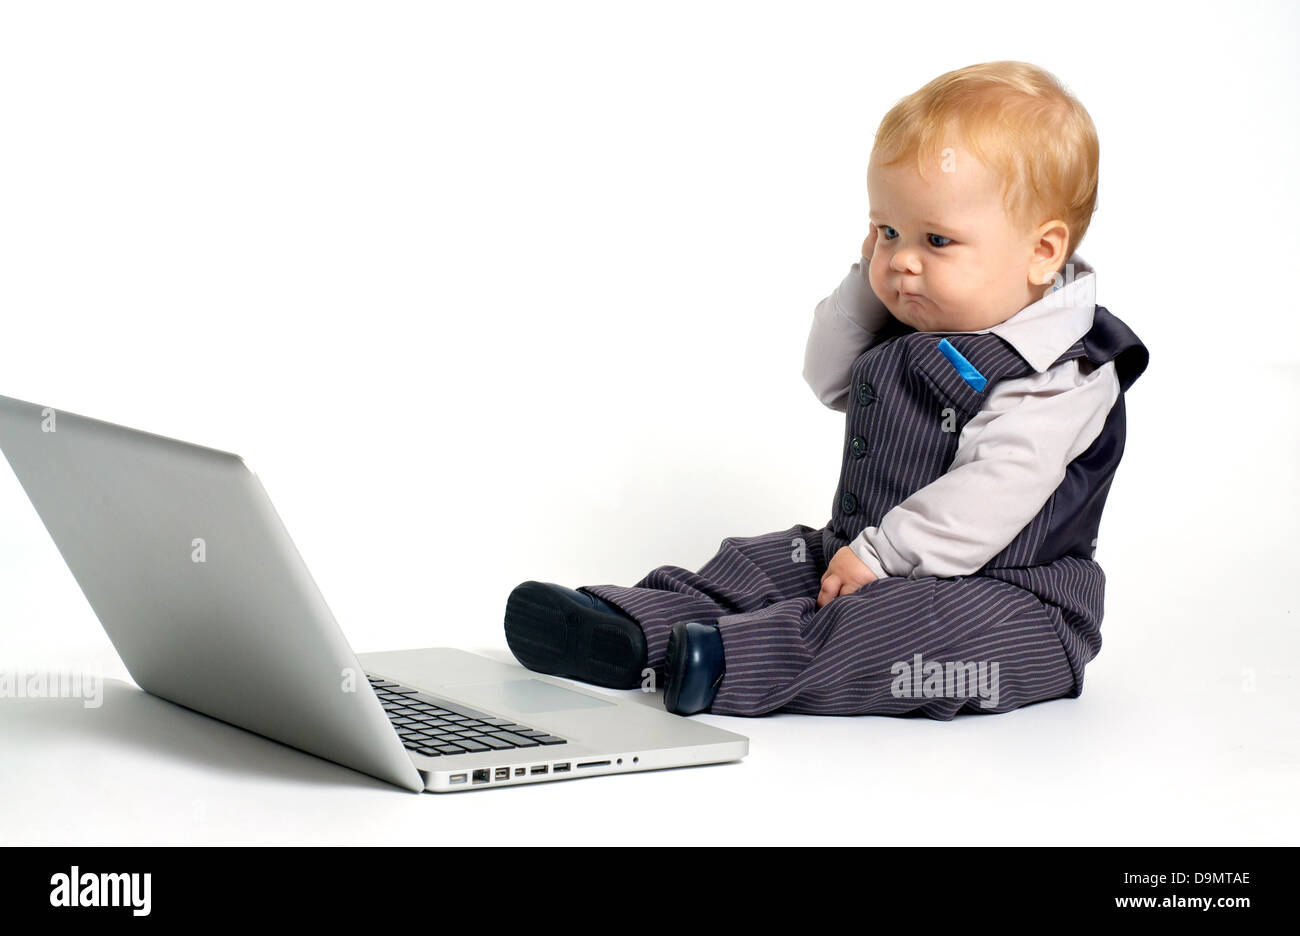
[0, 0, 1296, 844]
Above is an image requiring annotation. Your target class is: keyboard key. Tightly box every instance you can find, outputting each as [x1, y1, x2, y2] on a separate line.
[489, 732, 539, 748]
[533, 736, 567, 745]
[477, 736, 514, 750]
[444, 739, 490, 752]
[447, 727, 487, 738]
[415, 747, 442, 757]
[436, 745, 466, 755]
[441, 704, 492, 718]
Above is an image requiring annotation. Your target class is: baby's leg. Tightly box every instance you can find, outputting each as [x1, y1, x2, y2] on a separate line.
[707, 573, 1080, 718]
[582, 522, 828, 673]
[503, 523, 826, 687]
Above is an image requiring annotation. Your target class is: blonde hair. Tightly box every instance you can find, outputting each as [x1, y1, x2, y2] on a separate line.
[871, 61, 1099, 261]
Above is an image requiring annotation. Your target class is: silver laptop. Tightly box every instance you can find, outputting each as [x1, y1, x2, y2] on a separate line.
[0, 393, 748, 792]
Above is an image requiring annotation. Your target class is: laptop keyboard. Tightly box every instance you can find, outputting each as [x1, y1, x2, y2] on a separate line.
[366, 673, 568, 758]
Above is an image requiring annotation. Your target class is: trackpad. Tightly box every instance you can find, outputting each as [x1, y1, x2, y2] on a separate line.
[451, 679, 615, 714]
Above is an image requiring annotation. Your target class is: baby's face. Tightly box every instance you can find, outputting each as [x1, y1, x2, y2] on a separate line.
[866, 144, 1061, 333]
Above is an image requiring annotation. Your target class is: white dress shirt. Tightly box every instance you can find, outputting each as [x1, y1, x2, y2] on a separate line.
[803, 252, 1120, 580]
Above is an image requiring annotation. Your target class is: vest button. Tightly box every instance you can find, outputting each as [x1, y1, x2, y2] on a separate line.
[856, 381, 876, 406]
[840, 492, 857, 515]
[850, 435, 867, 458]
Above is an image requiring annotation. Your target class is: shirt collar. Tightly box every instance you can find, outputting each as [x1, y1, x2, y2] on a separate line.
[966, 252, 1097, 372]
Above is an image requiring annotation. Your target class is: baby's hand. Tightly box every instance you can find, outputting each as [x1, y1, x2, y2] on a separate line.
[861, 224, 879, 262]
[817, 546, 879, 608]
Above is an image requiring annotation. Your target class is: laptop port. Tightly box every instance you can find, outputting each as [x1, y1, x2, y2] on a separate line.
[494, 767, 510, 781]
[552, 763, 571, 773]
[530, 764, 549, 775]
[576, 760, 611, 769]
[514, 767, 526, 777]
[450, 774, 467, 784]
[472, 769, 490, 784]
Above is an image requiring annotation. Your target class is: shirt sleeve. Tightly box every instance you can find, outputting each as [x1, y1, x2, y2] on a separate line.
[802, 256, 894, 412]
[847, 357, 1122, 580]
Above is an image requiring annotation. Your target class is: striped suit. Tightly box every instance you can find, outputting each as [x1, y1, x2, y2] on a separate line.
[581, 305, 1149, 718]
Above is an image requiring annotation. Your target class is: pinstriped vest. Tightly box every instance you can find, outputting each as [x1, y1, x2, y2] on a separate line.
[821, 304, 1149, 649]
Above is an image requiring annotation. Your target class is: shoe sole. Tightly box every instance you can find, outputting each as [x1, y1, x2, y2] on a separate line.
[504, 581, 647, 689]
[663, 622, 687, 713]
[663, 622, 723, 715]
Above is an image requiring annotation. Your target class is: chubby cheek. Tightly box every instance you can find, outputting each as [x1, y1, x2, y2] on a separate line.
[867, 257, 891, 306]
[925, 277, 964, 319]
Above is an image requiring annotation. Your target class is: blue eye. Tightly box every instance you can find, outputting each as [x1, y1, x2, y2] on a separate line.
[876, 225, 952, 248]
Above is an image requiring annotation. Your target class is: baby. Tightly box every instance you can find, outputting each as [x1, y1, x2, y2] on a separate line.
[503, 61, 1149, 719]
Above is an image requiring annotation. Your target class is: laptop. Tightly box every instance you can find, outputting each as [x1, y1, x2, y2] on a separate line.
[0, 393, 748, 792]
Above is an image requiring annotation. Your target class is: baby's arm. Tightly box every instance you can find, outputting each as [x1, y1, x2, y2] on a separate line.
[802, 230, 892, 412]
[849, 356, 1121, 581]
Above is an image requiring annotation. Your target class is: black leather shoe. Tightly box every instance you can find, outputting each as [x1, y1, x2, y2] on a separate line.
[504, 581, 647, 689]
[663, 621, 725, 715]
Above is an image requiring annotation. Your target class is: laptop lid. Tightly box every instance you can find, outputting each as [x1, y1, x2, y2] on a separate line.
[0, 394, 424, 792]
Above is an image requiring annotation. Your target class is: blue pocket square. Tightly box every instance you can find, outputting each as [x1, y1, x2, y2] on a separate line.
[936, 338, 987, 392]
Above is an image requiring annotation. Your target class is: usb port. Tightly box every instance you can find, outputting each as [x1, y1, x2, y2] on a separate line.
[450, 773, 467, 784]
[552, 763, 571, 773]
[472, 769, 490, 784]
[495, 767, 510, 781]
[530, 764, 549, 775]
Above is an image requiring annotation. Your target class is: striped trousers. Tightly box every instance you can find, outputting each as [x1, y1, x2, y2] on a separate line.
[580, 523, 1084, 719]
